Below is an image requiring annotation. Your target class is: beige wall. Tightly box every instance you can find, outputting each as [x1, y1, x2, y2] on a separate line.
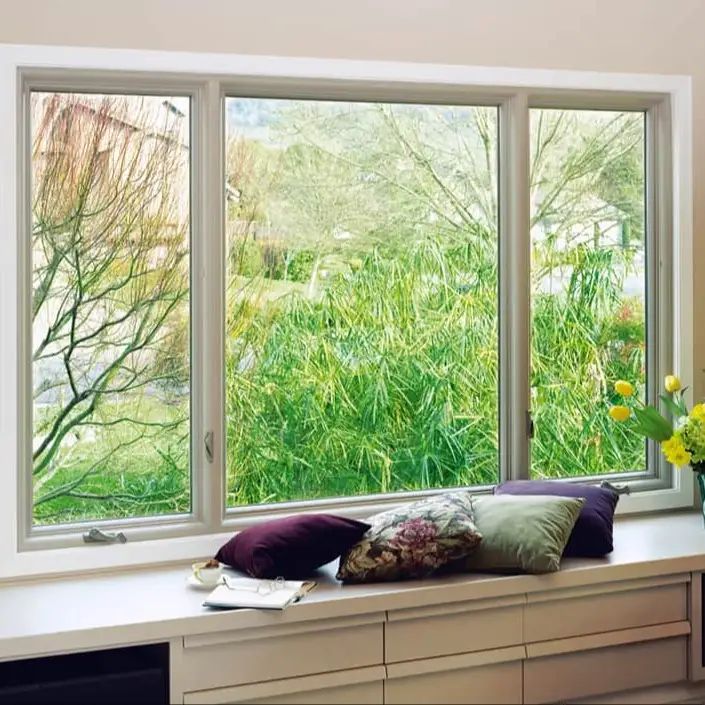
[1, 0, 703, 397]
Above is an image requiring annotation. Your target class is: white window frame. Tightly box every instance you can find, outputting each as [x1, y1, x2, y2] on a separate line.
[0, 43, 693, 580]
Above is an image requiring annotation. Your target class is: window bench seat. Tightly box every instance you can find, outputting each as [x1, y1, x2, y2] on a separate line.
[3, 511, 705, 704]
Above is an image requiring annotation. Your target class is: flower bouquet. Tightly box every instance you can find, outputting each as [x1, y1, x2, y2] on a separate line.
[609, 375, 705, 515]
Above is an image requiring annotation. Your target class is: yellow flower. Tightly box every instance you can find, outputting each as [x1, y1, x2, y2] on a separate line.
[661, 434, 692, 466]
[661, 436, 681, 454]
[666, 446, 692, 467]
[609, 405, 631, 422]
[614, 380, 634, 397]
[691, 403, 705, 423]
[664, 375, 682, 393]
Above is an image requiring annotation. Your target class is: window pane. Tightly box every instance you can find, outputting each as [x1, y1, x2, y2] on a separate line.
[530, 108, 646, 478]
[225, 98, 498, 507]
[31, 93, 191, 524]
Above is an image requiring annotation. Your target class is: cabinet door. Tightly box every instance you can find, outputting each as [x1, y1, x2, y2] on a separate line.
[238, 681, 382, 704]
[524, 636, 687, 704]
[385, 648, 524, 705]
[524, 576, 688, 643]
[183, 666, 385, 705]
[386, 597, 524, 663]
[181, 615, 384, 691]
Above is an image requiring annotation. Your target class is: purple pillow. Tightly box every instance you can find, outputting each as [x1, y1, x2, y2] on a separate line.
[215, 514, 371, 579]
[494, 480, 619, 557]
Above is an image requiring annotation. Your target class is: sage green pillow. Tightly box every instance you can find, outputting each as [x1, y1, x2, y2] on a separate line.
[457, 494, 585, 574]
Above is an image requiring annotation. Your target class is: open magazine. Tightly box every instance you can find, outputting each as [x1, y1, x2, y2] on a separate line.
[203, 576, 317, 610]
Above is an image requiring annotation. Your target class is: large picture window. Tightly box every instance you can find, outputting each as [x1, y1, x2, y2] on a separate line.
[0, 48, 690, 572]
[224, 98, 499, 506]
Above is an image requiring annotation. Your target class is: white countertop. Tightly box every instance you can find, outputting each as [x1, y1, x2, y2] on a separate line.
[2, 510, 705, 662]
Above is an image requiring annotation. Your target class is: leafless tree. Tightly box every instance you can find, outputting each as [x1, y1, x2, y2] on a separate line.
[31, 93, 190, 521]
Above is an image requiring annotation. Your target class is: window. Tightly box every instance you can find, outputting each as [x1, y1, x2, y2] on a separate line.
[30, 92, 191, 527]
[224, 98, 499, 507]
[0, 47, 692, 574]
[529, 108, 647, 479]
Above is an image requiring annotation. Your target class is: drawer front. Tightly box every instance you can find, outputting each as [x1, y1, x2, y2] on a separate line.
[185, 681, 383, 705]
[386, 600, 523, 663]
[183, 666, 385, 705]
[182, 619, 383, 691]
[524, 637, 687, 704]
[385, 660, 522, 705]
[524, 580, 688, 643]
[241, 681, 382, 704]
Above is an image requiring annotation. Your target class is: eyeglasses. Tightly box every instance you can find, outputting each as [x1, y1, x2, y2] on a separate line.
[222, 575, 286, 595]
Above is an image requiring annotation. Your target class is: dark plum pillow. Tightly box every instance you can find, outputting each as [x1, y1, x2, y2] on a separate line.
[215, 514, 371, 579]
[494, 480, 619, 557]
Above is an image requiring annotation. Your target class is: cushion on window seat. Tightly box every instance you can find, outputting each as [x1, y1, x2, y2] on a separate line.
[215, 514, 371, 579]
[337, 491, 482, 584]
[444, 494, 584, 574]
[494, 479, 619, 557]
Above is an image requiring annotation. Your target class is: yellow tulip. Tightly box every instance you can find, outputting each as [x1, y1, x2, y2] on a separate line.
[664, 375, 682, 393]
[691, 403, 705, 423]
[614, 380, 634, 397]
[609, 405, 631, 422]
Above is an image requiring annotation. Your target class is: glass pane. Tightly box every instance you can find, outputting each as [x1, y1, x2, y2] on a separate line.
[31, 93, 191, 524]
[530, 108, 646, 478]
[225, 98, 499, 507]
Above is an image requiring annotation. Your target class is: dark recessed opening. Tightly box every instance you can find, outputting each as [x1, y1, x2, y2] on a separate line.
[0, 642, 169, 704]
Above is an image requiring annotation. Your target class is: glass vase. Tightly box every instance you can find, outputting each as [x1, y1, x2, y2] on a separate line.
[695, 468, 705, 524]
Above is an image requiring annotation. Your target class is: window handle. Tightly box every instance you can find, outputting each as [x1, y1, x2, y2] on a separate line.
[600, 480, 631, 496]
[82, 528, 128, 544]
[527, 411, 535, 440]
[204, 431, 214, 464]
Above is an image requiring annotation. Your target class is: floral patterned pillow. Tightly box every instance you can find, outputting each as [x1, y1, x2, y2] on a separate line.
[336, 492, 482, 583]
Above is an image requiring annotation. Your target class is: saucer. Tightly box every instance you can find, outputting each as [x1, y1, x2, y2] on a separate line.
[186, 574, 222, 590]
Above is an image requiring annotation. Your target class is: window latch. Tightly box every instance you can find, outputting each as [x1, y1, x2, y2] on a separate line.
[82, 528, 128, 544]
[599, 480, 631, 496]
[527, 411, 535, 440]
[204, 430, 214, 464]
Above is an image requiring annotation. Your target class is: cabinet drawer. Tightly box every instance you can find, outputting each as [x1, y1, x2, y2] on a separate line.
[524, 576, 688, 643]
[181, 615, 384, 692]
[385, 596, 524, 663]
[524, 636, 687, 704]
[250, 681, 382, 705]
[183, 666, 385, 704]
[385, 648, 524, 705]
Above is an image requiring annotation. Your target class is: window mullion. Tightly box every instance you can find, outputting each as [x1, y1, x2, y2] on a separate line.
[197, 79, 226, 530]
[648, 99, 673, 486]
[499, 92, 531, 482]
[16, 72, 33, 547]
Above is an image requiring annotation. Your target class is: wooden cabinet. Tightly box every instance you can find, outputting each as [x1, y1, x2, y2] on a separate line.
[385, 647, 524, 705]
[183, 666, 385, 704]
[385, 596, 524, 663]
[181, 614, 384, 692]
[524, 635, 688, 704]
[523, 575, 689, 643]
[175, 573, 699, 704]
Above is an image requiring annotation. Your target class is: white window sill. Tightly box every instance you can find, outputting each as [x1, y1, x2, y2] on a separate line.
[6, 467, 695, 582]
[1, 510, 705, 662]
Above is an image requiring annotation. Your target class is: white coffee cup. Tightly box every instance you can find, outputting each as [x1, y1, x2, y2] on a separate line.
[192, 560, 223, 585]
